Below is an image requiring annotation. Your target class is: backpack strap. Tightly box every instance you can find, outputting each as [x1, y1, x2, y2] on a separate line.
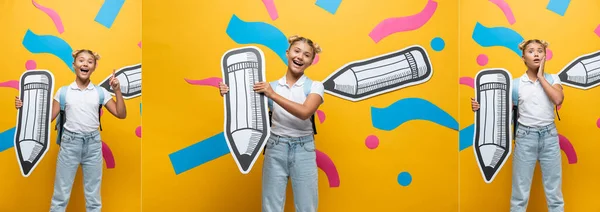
[96, 85, 105, 105]
[59, 86, 67, 111]
[511, 78, 519, 140]
[55, 86, 68, 145]
[544, 73, 554, 84]
[303, 78, 318, 135]
[267, 81, 278, 112]
[265, 81, 278, 155]
[303, 78, 313, 97]
[512, 78, 519, 107]
[95, 86, 104, 131]
[543, 73, 561, 121]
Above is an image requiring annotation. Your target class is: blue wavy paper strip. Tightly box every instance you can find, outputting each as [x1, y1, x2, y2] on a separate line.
[315, 0, 342, 14]
[371, 98, 458, 131]
[169, 132, 230, 175]
[22, 29, 74, 72]
[472, 22, 523, 56]
[226, 14, 289, 65]
[94, 0, 125, 28]
[459, 124, 474, 151]
[547, 0, 570, 16]
[0, 128, 16, 152]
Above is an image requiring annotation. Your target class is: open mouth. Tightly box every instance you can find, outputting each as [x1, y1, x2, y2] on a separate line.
[80, 68, 89, 73]
[292, 60, 304, 67]
[533, 59, 541, 62]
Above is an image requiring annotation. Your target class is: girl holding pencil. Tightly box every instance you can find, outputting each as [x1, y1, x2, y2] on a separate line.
[471, 39, 565, 212]
[219, 35, 324, 212]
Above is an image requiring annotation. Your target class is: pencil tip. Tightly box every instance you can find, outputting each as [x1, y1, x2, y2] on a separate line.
[322, 78, 334, 90]
[22, 161, 33, 175]
[239, 154, 252, 171]
[483, 166, 496, 181]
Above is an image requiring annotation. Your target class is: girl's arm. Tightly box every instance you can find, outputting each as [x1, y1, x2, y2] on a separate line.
[104, 70, 127, 119]
[269, 92, 322, 120]
[51, 100, 60, 121]
[537, 56, 564, 106]
[104, 92, 127, 119]
[539, 77, 564, 106]
[15, 97, 60, 121]
[255, 82, 323, 120]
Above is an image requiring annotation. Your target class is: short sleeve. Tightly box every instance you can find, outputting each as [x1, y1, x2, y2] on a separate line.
[53, 88, 61, 103]
[551, 74, 562, 86]
[310, 81, 325, 103]
[101, 87, 112, 105]
[54, 86, 66, 104]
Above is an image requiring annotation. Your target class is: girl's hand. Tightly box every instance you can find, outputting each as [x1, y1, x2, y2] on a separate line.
[471, 98, 480, 111]
[219, 82, 229, 96]
[537, 55, 546, 78]
[15, 96, 22, 109]
[109, 69, 121, 92]
[253, 82, 274, 98]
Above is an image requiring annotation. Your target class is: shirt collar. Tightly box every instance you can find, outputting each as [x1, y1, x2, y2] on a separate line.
[277, 74, 307, 87]
[69, 81, 95, 90]
[520, 72, 535, 83]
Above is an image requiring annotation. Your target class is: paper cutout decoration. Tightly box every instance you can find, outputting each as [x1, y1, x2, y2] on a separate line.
[14, 70, 55, 177]
[473, 68, 513, 183]
[99, 63, 141, 99]
[221, 46, 270, 174]
[322, 45, 433, 101]
[557, 50, 600, 90]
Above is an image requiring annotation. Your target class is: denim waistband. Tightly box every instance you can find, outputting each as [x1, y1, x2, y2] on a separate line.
[63, 128, 100, 139]
[517, 122, 556, 132]
[270, 133, 313, 144]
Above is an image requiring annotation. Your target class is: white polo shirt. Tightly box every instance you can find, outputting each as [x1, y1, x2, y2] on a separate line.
[271, 75, 325, 137]
[516, 73, 562, 127]
[54, 82, 111, 133]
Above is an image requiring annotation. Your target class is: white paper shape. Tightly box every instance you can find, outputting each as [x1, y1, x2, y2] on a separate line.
[14, 70, 55, 177]
[99, 63, 141, 99]
[473, 68, 513, 183]
[557, 50, 600, 90]
[221, 46, 271, 174]
[322, 45, 433, 101]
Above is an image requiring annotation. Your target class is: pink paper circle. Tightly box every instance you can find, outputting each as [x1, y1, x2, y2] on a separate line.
[476, 54, 488, 66]
[135, 126, 142, 138]
[546, 49, 553, 60]
[25, 60, 37, 70]
[365, 135, 379, 149]
[312, 54, 320, 65]
[596, 118, 600, 129]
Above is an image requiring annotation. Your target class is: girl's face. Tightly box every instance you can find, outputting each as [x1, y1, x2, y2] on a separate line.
[521, 42, 546, 70]
[286, 41, 314, 75]
[73, 52, 96, 80]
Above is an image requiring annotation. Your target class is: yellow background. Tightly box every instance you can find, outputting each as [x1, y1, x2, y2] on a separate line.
[459, 0, 600, 211]
[142, 0, 458, 211]
[0, 0, 141, 211]
[2, 0, 595, 211]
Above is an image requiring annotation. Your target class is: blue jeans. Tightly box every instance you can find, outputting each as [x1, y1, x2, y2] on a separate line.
[50, 129, 103, 212]
[510, 123, 563, 212]
[262, 133, 318, 212]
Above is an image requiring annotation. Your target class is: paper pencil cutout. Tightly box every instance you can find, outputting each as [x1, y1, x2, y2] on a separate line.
[322, 45, 433, 101]
[221, 46, 271, 174]
[98, 64, 141, 99]
[557, 50, 600, 90]
[14, 70, 55, 177]
[473, 68, 513, 183]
